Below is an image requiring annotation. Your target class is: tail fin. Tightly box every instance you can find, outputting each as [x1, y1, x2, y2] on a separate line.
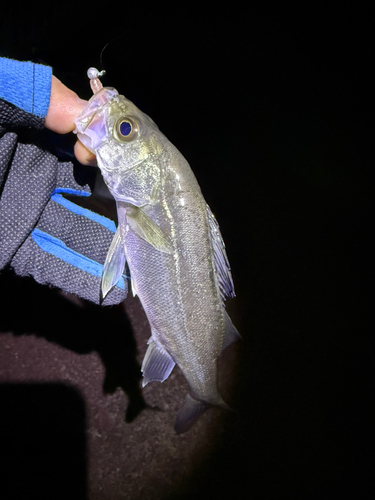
[174, 394, 209, 434]
[174, 393, 230, 434]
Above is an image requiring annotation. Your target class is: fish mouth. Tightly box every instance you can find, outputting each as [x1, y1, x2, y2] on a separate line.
[74, 88, 119, 153]
[73, 88, 118, 140]
[77, 113, 109, 153]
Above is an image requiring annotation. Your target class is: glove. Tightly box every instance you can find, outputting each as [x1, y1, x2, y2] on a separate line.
[0, 99, 128, 305]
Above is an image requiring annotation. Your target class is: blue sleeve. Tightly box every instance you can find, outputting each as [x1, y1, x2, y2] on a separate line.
[0, 57, 52, 118]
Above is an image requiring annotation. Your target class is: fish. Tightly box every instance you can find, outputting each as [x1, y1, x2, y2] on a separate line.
[74, 68, 240, 433]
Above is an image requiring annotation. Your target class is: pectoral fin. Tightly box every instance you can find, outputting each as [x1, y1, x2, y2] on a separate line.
[101, 226, 126, 299]
[141, 335, 175, 387]
[130, 279, 137, 297]
[126, 206, 173, 253]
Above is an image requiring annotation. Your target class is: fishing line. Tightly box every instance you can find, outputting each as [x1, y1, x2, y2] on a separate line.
[99, 31, 130, 73]
[98, 6, 153, 75]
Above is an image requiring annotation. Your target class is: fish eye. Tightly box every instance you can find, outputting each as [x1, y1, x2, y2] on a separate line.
[115, 117, 139, 142]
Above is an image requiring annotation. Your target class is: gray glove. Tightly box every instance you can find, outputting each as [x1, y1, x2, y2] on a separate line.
[0, 99, 128, 304]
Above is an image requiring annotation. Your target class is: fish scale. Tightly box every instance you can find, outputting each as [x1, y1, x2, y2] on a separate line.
[74, 68, 240, 433]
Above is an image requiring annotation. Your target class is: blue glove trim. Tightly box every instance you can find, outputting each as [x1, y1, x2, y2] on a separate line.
[53, 187, 91, 197]
[31, 228, 126, 290]
[51, 190, 117, 233]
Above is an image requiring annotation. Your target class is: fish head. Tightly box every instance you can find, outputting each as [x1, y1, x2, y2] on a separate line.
[74, 87, 164, 172]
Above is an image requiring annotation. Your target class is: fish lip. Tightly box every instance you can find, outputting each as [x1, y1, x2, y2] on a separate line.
[74, 87, 118, 134]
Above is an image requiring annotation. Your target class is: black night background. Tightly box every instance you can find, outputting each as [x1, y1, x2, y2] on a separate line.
[0, 2, 373, 499]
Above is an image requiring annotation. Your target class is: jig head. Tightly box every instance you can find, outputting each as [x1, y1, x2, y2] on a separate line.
[87, 67, 106, 94]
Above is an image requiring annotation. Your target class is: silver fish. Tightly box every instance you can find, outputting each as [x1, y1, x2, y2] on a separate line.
[74, 68, 240, 433]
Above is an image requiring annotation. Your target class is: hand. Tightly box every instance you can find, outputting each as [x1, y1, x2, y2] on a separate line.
[45, 75, 96, 166]
[0, 71, 127, 305]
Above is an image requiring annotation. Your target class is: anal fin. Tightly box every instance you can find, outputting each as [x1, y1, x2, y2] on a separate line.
[141, 336, 175, 387]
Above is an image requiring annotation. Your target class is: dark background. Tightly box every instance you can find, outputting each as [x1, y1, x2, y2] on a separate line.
[0, 2, 373, 499]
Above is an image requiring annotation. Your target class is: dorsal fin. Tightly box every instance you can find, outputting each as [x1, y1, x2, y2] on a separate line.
[222, 310, 241, 351]
[206, 205, 235, 301]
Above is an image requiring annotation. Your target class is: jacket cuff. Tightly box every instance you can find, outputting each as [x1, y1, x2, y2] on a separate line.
[0, 57, 52, 118]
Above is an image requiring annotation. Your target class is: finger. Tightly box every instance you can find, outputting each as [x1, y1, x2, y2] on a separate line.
[45, 76, 87, 134]
[74, 140, 97, 166]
